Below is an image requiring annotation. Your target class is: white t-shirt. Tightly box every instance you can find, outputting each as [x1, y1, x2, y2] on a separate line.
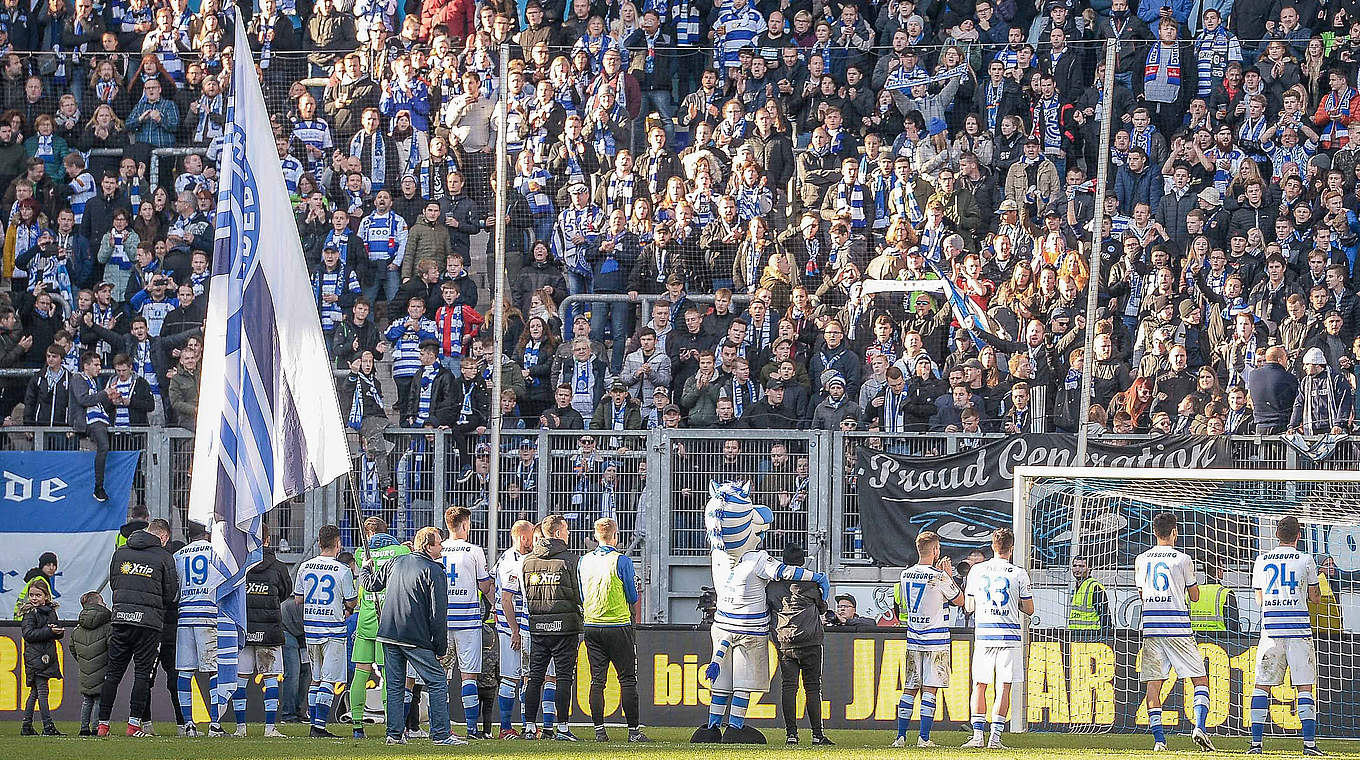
[296, 556, 357, 645]
[1134, 545, 1197, 637]
[1253, 545, 1317, 640]
[898, 564, 960, 652]
[173, 540, 216, 629]
[966, 557, 1032, 648]
[441, 538, 491, 631]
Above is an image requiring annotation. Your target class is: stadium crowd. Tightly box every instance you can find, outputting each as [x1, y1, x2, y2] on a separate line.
[1, 0, 1360, 469]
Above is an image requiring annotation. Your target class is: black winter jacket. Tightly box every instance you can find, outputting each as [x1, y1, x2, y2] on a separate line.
[108, 530, 178, 631]
[245, 549, 293, 647]
[522, 537, 583, 636]
[20, 601, 62, 684]
[766, 578, 827, 649]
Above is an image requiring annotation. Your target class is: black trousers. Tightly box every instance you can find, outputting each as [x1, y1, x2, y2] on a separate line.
[142, 636, 183, 724]
[98, 624, 162, 724]
[88, 422, 109, 489]
[777, 644, 824, 734]
[584, 626, 639, 729]
[523, 633, 578, 728]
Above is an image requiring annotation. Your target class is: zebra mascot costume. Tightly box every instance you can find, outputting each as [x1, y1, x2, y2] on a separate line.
[692, 480, 830, 744]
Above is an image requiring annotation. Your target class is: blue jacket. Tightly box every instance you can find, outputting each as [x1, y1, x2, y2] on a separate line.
[359, 550, 448, 657]
[1246, 362, 1299, 431]
[1114, 165, 1163, 215]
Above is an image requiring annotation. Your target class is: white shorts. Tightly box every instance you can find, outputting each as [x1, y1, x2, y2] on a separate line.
[1255, 637, 1317, 687]
[709, 628, 771, 693]
[498, 630, 556, 682]
[904, 648, 951, 690]
[1140, 636, 1206, 681]
[175, 626, 217, 672]
[239, 645, 283, 676]
[972, 645, 1024, 685]
[308, 639, 348, 684]
[444, 628, 483, 676]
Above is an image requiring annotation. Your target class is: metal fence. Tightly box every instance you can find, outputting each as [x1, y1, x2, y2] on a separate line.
[5, 423, 1356, 619]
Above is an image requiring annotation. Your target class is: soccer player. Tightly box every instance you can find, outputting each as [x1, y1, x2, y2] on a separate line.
[1250, 516, 1323, 755]
[892, 530, 963, 747]
[963, 528, 1033, 750]
[495, 519, 557, 739]
[1134, 512, 1214, 752]
[295, 524, 358, 738]
[236, 530, 293, 737]
[350, 517, 410, 739]
[441, 506, 494, 739]
[172, 523, 223, 736]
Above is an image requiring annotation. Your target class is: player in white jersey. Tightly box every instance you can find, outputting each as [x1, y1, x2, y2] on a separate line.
[494, 520, 559, 738]
[440, 507, 494, 739]
[699, 545, 829, 743]
[1134, 512, 1214, 752]
[963, 528, 1033, 750]
[1249, 516, 1323, 756]
[172, 523, 223, 736]
[891, 530, 963, 747]
[294, 525, 358, 739]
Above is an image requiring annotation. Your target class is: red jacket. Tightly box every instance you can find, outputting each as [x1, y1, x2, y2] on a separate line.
[419, 0, 473, 42]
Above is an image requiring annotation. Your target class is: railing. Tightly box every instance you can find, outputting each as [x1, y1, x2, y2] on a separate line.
[4, 424, 1351, 620]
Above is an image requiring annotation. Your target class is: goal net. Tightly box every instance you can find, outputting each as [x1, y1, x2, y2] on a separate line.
[1014, 467, 1360, 738]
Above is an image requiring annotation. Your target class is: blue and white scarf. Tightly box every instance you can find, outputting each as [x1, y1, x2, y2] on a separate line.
[350, 129, 386, 189]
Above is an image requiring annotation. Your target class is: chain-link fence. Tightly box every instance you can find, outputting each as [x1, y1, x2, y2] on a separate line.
[2, 422, 1350, 620]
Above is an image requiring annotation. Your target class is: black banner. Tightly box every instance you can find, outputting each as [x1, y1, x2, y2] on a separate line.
[6, 624, 1354, 735]
[852, 435, 1230, 566]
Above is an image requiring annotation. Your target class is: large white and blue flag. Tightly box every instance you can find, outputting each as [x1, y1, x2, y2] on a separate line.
[926, 258, 993, 347]
[188, 12, 349, 705]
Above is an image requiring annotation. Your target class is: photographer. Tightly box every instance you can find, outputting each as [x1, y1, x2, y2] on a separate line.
[766, 544, 831, 746]
[826, 593, 877, 630]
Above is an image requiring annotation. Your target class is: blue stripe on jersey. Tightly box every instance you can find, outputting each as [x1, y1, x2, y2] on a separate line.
[977, 634, 1022, 642]
[1142, 610, 1190, 616]
[717, 609, 767, 619]
[978, 622, 1021, 629]
[907, 635, 951, 646]
[714, 624, 767, 636]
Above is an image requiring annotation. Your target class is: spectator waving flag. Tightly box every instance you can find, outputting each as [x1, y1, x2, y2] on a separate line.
[926, 258, 993, 347]
[188, 12, 350, 708]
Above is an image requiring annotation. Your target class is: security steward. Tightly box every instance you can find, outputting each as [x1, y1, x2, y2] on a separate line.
[580, 518, 649, 743]
[1068, 556, 1113, 634]
[521, 514, 583, 741]
[98, 518, 178, 737]
[1189, 561, 1239, 634]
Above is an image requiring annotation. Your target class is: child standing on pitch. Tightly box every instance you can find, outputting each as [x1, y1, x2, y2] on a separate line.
[72, 591, 112, 736]
[19, 579, 64, 736]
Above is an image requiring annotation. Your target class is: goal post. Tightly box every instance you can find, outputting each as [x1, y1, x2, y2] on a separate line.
[1012, 466, 1360, 738]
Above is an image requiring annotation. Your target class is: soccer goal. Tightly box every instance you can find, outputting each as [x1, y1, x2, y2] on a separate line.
[1012, 466, 1360, 739]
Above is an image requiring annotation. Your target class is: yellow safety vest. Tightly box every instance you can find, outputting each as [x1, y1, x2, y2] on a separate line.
[1189, 584, 1228, 632]
[1068, 577, 1106, 629]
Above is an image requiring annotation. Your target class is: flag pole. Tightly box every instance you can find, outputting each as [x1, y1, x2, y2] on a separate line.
[487, 42, 510, 561]
[1075, 38, 1117, 469]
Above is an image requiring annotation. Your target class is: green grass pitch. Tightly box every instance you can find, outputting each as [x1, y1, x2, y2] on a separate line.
[0, 725, 1354, 759]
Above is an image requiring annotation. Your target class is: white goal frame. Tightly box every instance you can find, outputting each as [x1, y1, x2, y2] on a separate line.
[1009, 466, 1360, 734]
